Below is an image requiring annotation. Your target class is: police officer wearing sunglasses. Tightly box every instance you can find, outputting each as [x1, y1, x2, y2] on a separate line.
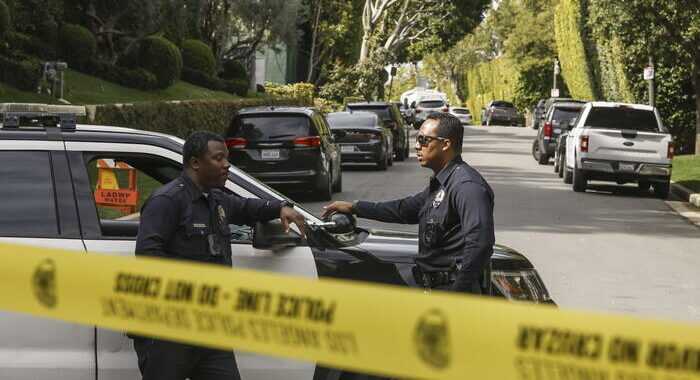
[323, 113, 494, 293]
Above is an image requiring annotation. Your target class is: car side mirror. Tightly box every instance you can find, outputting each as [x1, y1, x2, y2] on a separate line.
[322, 212, 356, 234]
[253, 220, 304, 250]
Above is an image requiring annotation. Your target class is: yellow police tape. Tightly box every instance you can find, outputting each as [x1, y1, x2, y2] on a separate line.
[2, 241, 700, 380]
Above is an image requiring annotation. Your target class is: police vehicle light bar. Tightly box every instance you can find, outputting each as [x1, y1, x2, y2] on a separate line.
[0, 103, 87, 116]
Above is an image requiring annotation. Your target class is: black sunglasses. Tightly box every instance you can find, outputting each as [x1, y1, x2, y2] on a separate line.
[416, 134, 448, 147]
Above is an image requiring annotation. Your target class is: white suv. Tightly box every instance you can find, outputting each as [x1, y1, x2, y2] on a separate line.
[563, 102, 673, 197]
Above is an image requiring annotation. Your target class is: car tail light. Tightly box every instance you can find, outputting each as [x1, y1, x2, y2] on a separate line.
[618, 104, 630, 108]
[667, 141, 675, 158]
[293, 137, 321, 147]
[489, 109, 494, 114]
[580, 135, 589, 152]
[544, 122, 552, 137]
[415, 109, 422, 113]
[225, 138, 246, 149]
[441, 107, 448, 112]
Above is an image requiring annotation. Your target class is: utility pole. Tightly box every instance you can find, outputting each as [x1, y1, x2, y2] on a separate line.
[387, 65, 397, 100]
[552, 58, 560, 97]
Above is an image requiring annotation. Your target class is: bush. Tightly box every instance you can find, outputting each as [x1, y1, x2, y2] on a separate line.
[223, 79, 249, 96]
[0, 0, 8, 40]
[120, 35, 182, 89]
[264, 82, 314, 104]
[181, 39, 216, 75]
[87, 98, 314, 138]
[61, 24, 97, 69]
[0, 55, 43, 91]
[82, 57, 158, 91]
[220, 58, 248, 80]
[181, 67, 223, 91]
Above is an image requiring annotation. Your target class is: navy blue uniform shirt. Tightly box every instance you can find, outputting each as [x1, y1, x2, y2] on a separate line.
[136, 173, 283, 266]
[354, 157, 495, 292]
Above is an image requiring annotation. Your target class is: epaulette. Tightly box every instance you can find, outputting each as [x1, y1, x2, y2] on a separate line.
[151, 178, 188, 199]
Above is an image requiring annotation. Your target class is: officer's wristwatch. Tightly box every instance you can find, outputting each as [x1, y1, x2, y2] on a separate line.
[279, 200, 294, 209]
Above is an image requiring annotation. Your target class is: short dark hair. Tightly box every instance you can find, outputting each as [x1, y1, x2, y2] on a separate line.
[425, 112, 463, 153]
[183, 130, 225, 167]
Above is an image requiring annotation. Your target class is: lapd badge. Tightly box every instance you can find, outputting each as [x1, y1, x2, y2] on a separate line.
[32, 259, 57, 309]
[432, 189, 445, 208]
[218, 204, 226, 223]
[414, 309, 451, 369]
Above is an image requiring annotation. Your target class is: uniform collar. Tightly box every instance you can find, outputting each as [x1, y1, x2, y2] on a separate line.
[434, 157, 464, 186]
[179, 172, 206, 201]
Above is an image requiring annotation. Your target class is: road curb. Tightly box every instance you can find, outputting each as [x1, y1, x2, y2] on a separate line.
[670, 182, 700, 207]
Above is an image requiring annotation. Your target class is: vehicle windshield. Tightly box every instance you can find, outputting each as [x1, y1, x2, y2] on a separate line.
[230, 115, 316, 140]
[451, 109, 470, 115]
[551, 107, 581, 125]
[585, 107, 659, 132]
[491, 101, 514, 108]
[418, 100, 445, 108]
[327, 114, 378, 128]
[346, 105, 392, 120]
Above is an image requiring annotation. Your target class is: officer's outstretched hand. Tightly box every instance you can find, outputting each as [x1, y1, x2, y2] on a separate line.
[321, 201, 353, 219]
[280, 206, 306, 237]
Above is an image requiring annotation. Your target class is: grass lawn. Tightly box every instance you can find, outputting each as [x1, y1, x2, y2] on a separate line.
[672, 154, 700, 193]
[0, 68, 236, 105]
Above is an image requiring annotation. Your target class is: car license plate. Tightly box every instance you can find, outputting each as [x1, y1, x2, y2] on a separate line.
[619, 163, 635, 172]
[341, 145, 355, 153]
[261, 149, 280, 159]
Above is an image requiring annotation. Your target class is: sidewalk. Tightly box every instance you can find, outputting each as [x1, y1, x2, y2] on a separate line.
[667, 182, 700, 228]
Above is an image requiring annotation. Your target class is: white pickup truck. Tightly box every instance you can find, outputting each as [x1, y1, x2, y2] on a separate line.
[563, 101, 674, 198]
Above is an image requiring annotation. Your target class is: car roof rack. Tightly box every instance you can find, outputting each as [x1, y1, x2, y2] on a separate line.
[0, 103, 86, 130]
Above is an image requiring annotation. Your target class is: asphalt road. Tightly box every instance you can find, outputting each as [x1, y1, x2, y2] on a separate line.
[297, 124, 700, 324]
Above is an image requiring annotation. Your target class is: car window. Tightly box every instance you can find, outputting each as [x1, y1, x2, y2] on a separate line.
[0, 151, 58, 236]
[551, 107, 581, 124]
[347, 105, 392, 121]
[328, 115, 377, 128]
[491, 101, 514, 108]
[452, 109, 470, 115]
[230, 115, 316, 140]
[585, 107, 659, 131]
[84, 154, 181, 225]
[418, 100, 445, 108]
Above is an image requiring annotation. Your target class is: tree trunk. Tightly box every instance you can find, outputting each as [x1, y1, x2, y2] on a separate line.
[447, 68, 462, 104]
[307, 0, 322, 82]
[694, 54, 700, 154]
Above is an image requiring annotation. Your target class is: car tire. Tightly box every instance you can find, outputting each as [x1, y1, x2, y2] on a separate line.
[332, 165, 342, 193]
[395, 146, 405, 161]
[653, 181, 670, 199]
[557, 155, 564, 178]
[638, 181, 651, 191]
[317, 175, 332, 201]
[531, 140, 540, 161]
[537, 150, 549, 165]
[572, 162, 587, 192]
[486, 117, 491, 126]
[376, 150, 388, 171]
[563, 165, 573, 184]
[387, 146, 394, 166]
[404, 139, 410, 158]
[553, 153, 560, 173]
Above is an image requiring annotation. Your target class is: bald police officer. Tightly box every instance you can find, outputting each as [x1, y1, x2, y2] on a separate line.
[134, 130, 305, 379]
[323, 113, 494, 293]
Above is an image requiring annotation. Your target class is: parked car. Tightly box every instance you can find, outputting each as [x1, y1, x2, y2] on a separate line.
[390, 100, 412, 124]
[542, 98, 586, 119]
[532, 102, 584, 164]
[0, 103, 555, 380]
[531, 98, 546, 129]
[481, 100, 519, 126]
[409, 97, 450, 129]
[449, 106, 472, 125]
[226, 106, 342, 200]
[326, 111, 394, 170]
[553, 128, 568, 178]
[562, 101, 673, 197]
[345, 101, 410, 161]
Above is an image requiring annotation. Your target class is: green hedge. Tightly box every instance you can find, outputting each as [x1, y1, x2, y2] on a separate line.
[0, 0, 8, 39]
[554, 0, 595, 101]
[0, 55, 43, 91]
[86, 98, 313, 139]
[181, 67, 223, 91]
[462, 57, 520, 117]
[120, 35, 182, 89]
[61, 24, 96, 69]
[82, 58, 158, 91]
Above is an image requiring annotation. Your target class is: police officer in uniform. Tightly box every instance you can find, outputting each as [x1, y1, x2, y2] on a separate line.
[323, 113, 494, 293]
[134, 130, 305, 380]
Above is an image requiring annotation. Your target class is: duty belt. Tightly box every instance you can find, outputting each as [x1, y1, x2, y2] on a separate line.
[413, 266, 455, 288]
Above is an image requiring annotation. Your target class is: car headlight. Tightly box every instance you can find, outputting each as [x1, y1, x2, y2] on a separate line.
[491, 269, 551, 303]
